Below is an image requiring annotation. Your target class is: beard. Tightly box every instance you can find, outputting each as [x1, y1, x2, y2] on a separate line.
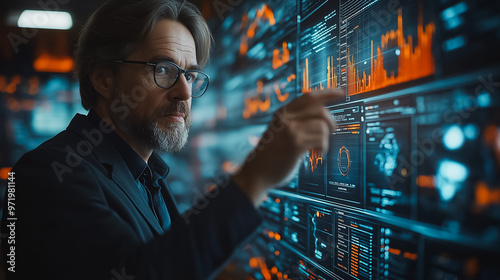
[110, 89, 192, 153]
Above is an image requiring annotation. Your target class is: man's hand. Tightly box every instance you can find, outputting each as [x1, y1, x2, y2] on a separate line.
[232, 88, 345, 206]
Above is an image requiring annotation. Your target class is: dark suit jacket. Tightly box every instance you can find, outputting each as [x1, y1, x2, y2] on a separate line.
[1, 113, 262, 279]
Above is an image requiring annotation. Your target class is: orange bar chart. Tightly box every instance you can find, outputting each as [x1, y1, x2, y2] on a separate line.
[346, 8, 435, 96]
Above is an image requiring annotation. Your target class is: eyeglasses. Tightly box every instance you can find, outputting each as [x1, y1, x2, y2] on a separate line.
[114, 60, 210, 98]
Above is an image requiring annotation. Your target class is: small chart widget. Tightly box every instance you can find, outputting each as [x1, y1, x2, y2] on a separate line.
[326, 102, 364, 206]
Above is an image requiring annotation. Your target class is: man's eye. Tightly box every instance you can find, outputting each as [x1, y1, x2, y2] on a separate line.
[185, 73, 196, 82]
[156, 66, 168, 75]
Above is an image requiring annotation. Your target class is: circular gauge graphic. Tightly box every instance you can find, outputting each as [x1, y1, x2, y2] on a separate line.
[338, 146, 351, 176]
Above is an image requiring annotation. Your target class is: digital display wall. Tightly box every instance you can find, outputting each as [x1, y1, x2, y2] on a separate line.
[196, 0, 500, 278]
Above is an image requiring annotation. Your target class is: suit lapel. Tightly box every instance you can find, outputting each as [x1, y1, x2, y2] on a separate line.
[160, 182, 181, 225]
[67, 114, 164, 235]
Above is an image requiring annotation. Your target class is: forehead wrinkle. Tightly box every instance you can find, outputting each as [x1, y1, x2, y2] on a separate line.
[148, 39, 196, 66]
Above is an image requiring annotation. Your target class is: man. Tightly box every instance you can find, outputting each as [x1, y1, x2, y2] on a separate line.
[1, 0, 341, 279]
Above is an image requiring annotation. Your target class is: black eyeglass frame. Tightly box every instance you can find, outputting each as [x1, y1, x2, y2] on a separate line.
[114, 60, 210, 98]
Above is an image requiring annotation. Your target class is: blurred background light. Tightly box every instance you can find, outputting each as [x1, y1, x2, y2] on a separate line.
[17, 10, 73, 30]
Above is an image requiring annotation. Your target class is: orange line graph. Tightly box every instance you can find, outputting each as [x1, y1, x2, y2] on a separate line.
[243, 80, 270, 119]
[273, 41, 290, 69]
[274, 74, 295, 102]
[244, 74, 295, 119]
[308, 149, 323, 173]
[346, 8, 435, 95]
[302, 56, 338, 93]
[239, 4, 276, 56]
[274, 82, 289, 102]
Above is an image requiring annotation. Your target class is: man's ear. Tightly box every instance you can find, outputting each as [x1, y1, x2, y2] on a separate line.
[89, 65, 115, 99]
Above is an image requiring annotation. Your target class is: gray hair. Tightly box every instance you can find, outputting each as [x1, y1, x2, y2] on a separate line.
[74, 0, 212, 110]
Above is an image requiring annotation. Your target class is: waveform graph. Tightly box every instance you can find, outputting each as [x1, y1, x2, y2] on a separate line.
[241, 72, 296, 120]
[307, 149, 324, 173]
[299, 149, 326, 196]
[308, 206, 334, 271]
[339, 0, 436, 98]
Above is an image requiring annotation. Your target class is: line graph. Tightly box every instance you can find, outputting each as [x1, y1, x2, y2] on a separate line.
[239, 4, 276, 56]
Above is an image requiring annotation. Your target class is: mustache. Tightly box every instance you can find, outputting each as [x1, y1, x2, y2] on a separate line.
[156, 102, 190, 118]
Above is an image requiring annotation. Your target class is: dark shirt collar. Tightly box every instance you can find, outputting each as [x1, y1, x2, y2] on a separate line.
[86, 110, 169, 180]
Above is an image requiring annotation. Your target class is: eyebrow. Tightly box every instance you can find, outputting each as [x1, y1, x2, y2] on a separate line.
[149, 55, 202, 71]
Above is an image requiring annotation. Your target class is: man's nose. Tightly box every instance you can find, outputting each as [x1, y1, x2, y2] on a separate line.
[166, 75, 191, 101]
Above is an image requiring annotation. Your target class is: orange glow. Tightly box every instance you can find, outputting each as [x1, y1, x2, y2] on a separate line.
[275, 198, 280, 203]
[268, 231, 275, 238]
[34, 53, 74, 73]
[307, 149, 323, 173]
[249, 257, 259, 268]
[271, 266, 278, 274]
[475, 181, 500, 208]
[416, 175, 435, 188]
[302, 56, 338, 93]
[239, 4, 276, 56]
[484, 124, 500, 167]
[347, 8, 435, 95]
[4, 75, 21, 94]
[222, 161, 238, 173]
[274, 233, 281, 241]
[257, 80, 263, 93]
[274, 250, 280, 256]
[0, 167, 12, 180]
[272, 41, 290, 69]
[0, 75, 6, 92]
[7, 98, 20, 112]
[388, 248, 401, 255]
[404, 252, 418, 260]
[239, 36, 248, 56]
[465, 257, 479, 278]
[259, 257, 271, 280]
[287, 74, 296, 82]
